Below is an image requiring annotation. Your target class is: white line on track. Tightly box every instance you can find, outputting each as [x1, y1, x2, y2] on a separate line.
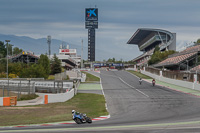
[118, 77, 149, 98]
[101, 72, 149, 98]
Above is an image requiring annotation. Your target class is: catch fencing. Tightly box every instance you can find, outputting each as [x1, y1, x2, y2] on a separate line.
[0, 79, 73, 97]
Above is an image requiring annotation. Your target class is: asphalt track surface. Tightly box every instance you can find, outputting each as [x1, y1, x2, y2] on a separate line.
[2, 70, 200, 133]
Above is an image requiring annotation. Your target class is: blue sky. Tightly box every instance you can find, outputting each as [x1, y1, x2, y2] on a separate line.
[0, 0, 200, 61]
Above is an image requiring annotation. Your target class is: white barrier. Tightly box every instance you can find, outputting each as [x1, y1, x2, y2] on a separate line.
[44, 89, 75, 104]
[0, 97, 3, 106]
[141, 70, 200, 91]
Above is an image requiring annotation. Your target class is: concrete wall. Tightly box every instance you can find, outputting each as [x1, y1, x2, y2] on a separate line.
[44, 89, 75, 104]
[141, 70, 200, 91]
[169, 33, 176, 51]
[0, 97, 3, 106]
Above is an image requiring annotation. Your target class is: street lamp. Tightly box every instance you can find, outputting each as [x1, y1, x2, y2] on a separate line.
[5, 40, 10, 79]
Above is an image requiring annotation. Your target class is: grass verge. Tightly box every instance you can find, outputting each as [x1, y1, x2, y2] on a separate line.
[127, 70, 153, 79]
[17, 94, 39, 101]
[0, 93, 108, 126]
[0, 89, 39, 101]
[82, 71, 100, 82]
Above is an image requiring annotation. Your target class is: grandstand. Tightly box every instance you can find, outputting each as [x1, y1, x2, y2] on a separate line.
[9, 51, 39, 63]
[127, 28, 176, 67]
[154, 44, 200, 71]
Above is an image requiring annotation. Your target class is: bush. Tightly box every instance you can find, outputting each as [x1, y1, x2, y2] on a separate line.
[9, 73, 18, 78]
[0, 72, 6, 78]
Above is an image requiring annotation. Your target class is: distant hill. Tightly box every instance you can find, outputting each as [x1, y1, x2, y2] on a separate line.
[0, 34, 85, 56]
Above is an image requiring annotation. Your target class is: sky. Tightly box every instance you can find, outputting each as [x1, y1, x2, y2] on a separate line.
[0, 0, 200, 61]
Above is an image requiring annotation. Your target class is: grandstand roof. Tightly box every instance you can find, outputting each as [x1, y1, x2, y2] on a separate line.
[9, 51, 39, 63]
[154, 45, 200, 67]
[190, 65, 200, 72]
[132, 48, 154, 62]
[127, 28, 173, 45]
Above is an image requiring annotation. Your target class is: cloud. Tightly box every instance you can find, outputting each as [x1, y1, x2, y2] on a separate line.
[0, 0, 200, 61]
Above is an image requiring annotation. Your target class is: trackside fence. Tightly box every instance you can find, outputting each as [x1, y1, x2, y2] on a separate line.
[0, 79, 73, 97]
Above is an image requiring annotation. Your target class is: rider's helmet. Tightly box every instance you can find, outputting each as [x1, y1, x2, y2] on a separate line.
[72, 110, 75, 114]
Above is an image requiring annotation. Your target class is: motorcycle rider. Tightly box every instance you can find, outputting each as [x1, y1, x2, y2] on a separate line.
[139, 78, 142, 85]
[152, 79, 156, 86]
[72, 110, 82, 116]
[72, 110, 75, 114]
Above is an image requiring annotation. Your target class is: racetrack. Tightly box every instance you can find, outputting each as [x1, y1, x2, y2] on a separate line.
[2, 70, 200, 133]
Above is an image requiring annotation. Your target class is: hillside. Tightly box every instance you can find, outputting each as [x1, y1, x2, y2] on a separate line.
[0, 34, 84, 56]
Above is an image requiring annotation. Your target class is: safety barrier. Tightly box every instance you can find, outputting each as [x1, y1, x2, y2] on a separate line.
[44, 89, 75, 104]
[10, 96, 17, 106]
[0, 96, 17, 106]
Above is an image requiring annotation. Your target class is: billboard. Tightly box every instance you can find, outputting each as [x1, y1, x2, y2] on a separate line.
[85, 21, 98, 29]
[85, 8, 98, 21]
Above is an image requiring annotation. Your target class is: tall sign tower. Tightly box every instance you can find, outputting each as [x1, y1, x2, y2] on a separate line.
[47, 35, 51, 58]
[85, 8, 98, 62]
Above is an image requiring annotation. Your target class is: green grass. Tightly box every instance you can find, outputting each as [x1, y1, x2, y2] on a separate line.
[0, 93, 108, 126]
[17, 94, 39, 101]
[82, 71, 100, 82]
[47, 75, 55, 80]
[127, 70, 153, 79]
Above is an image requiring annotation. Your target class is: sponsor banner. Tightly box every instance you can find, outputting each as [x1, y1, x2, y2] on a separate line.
[112, 63, 123, 67]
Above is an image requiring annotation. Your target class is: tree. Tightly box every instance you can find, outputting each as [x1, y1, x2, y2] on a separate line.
[51, 54, 61, 74]
[0, 58, 6, 73]
[8, 62, 24, 77]
[197, 39, 200, 44]
[13, 47, 23, 55]
[0, 41, 6, 58]
[148, 50, 176, 65]
[38, 54, 50, 79]
[154, 45, 160, 53]
[20, 64, 46, 78]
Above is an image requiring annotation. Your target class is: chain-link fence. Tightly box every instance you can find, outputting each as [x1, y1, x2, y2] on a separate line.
[0, 80, 35, 97]
[0, 79, 74, 97]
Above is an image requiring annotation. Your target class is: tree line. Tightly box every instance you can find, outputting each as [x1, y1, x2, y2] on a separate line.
[0, 41, 62, 79]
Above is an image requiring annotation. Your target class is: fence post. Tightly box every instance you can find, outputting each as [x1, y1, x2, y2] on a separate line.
[54, 81, 56, 93]
[20, 80, 21, 96]
[33, 82, 35, 94]
[62, 81, 64, 93]
[3, 86, 4, 97]
[7, 79, 9, 97]
[28, 79, 30, 95]
[18, 83, 20, 98]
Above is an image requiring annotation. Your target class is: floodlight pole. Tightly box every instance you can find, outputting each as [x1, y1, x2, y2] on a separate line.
[81, 39, 83, 68]
[5, 40, 10, 79]
[5, 40, 10, 97]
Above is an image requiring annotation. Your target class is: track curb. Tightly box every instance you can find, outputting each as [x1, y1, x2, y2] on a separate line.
[0, 115, 110, 129]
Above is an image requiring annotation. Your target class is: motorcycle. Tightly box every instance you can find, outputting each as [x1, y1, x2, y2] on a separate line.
[73, 112, 92, 124]
[152, 81, 155, 86]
